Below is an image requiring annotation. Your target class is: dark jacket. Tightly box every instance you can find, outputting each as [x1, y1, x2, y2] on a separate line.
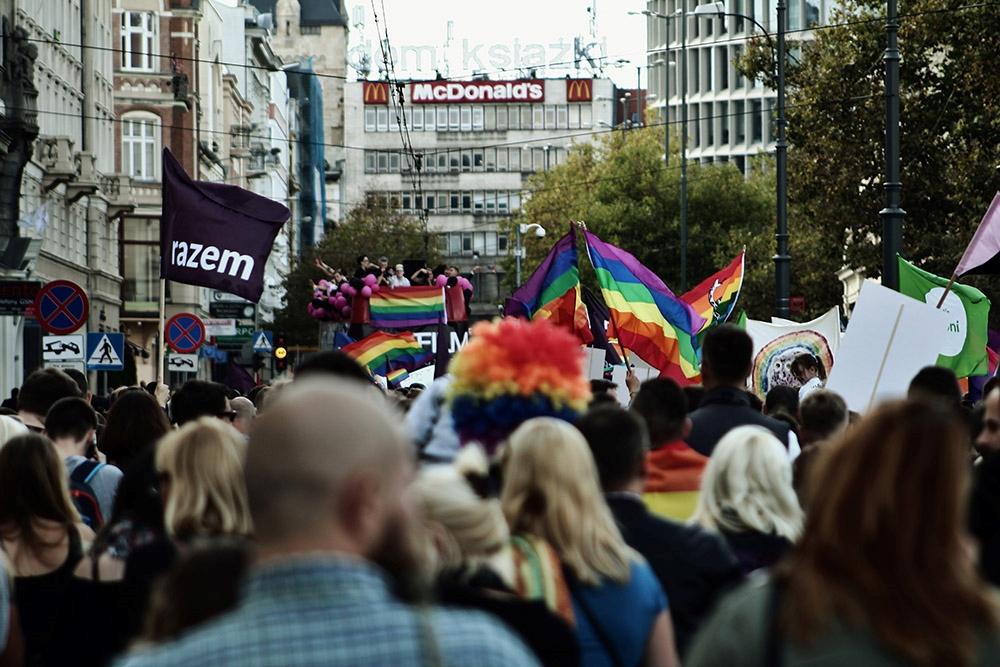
[606, 494, 743, 657]
[970, 452, 1000, 586]
[687, 387, 792, 457]
[720, 529, 793, 575]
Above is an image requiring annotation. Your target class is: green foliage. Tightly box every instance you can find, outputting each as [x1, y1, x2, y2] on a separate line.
[273, 201, 440, 346]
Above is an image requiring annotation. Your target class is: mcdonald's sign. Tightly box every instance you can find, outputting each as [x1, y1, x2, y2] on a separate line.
[363, 82, 389, 105]
[566, 79, 593, 102]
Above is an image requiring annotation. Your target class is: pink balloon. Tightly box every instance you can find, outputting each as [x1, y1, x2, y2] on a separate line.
[361, 285, 373, 298]
[363, 274, 377, 286]
[318, 279, 330, 289]
[344, 285, 357, 297]
[340, 282, 351, 294]
[458, 277, 473, 290]
[341, 305, 352, 318]
[371, 284, 381, 293]
[435, 274, 448, 287]
[327, 295, 337, 305]
[334, 295, 347, 309]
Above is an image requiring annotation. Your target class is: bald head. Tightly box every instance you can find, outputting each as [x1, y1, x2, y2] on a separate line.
[231, 396, 256, 435]
[246, 379, 410, 553]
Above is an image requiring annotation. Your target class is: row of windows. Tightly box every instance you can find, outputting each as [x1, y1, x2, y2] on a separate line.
[439, 232, 510, 257]
[364, 103, 594, 133]
[368, 190, 523, 215]
[363, 146, 567, 174]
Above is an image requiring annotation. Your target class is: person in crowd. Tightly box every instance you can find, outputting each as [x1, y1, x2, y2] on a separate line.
[687, 400, 1000, 666]
[118, 379, 540, 666]
[630, 378, 707, 521]
[99, 389, 172, 472]
[789, 353, 826, 400]
[909, 365, 963, 410]
[577, 407, 742, 658]
[764, 386, 799, 421]
[691, 426, 803, 574]
[687, 326, 796, 457]
[410, 264, 432, 286]
[406, 375, 460, 463]
[502, 417, 680, 667]
[389, 263, 411, 288]
[168, 380, 232, 427]
[141, 538, 251, 644]
[376, 256, 391, 286]
[229, 397, 256, 436]
[44, 397, 123, 527]
[353, 254, 373, 279]
[16, 368, 80, 432]
[293, 350, 373, 385]
[155, 418, 251, 545]
[413, 447, 579, 666]
[0, 433, 127, 665]
[792, 389, 850, 503]
[0, 415, 26, 448]
[62, 368, 91, 404]
[971, 388, 1000, 586]
[0, 388, 17, 411]
[681, 385, 704, 412]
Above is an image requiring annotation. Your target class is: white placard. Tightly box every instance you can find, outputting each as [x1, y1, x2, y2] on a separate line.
[203, 318, 237, 337]
[166, 354, 199, 373]
[611, 365, 630, 406]
[44, 360, 86, 373]
[826, 280, 951, 413]
[585, 347, 607, 380]
[401, 365, 436, 388]
[42, 335, 85, 361]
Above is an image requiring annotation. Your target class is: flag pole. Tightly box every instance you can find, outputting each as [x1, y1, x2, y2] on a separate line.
[157, 278, 166, 383]
[936, 273, 957, 309]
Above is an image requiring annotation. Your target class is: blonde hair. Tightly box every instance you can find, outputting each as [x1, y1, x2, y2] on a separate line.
[412, 446, 512, 582]
[692, 425, 802, 541]
[156, 418, 252, 541]
[501, 418, 632, 586]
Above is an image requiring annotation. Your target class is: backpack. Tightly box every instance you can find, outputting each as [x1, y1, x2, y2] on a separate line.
[69, 460, 105, 529]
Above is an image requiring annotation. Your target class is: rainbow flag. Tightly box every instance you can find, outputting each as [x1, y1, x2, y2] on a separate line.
[682, 251, 745, 333]
[643, 443, 710, 522]
[386, 367, 409, 388]
[369, 286, 446, 329]
[583, 230, 705, 383]
[341, 331, 434, 377]
[503, 226, 593, 344]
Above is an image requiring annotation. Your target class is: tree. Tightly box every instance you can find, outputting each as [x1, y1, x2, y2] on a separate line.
[273, 200, 440, 346]
[741, 0, 1000, 320]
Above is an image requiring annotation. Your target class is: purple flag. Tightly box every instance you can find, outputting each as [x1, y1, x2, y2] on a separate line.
[956, 192, 1000, 277]
[160, 148, 289, 302]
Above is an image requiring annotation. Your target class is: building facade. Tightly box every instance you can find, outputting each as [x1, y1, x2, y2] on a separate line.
[645, 0, 834, 172]
[343, 76, 613, 308]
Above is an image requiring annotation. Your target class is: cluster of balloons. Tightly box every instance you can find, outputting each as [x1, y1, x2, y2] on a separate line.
[307, 273, 384, 322]
[435, 273, 475, 292]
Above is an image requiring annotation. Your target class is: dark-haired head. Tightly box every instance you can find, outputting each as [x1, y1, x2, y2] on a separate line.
[576, 406, 649, 492]
[630, 378, 689, 446]
[765, 385, 799, 418]
[790, 353, 826, 383]
[294, 350, 373, 385]
[44, 397, 97, 444]
[169, 380, 229, 426]
[100, 390, 172, 470]
[18, 368, 81, 423]
[908, 365, 962, 410]
[701, 325, 753, 388]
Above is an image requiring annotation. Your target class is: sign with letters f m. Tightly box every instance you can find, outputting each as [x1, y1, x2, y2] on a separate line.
[160, 148, 289, 303]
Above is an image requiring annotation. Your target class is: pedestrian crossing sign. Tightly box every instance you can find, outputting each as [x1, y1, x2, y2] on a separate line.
[252, 331, 273, 353]
[86, 332, 125, 371]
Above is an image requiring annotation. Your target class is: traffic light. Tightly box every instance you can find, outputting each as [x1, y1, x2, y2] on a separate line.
[274, 334, 288, 372]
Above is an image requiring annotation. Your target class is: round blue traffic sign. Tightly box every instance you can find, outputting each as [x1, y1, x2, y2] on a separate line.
[166, 312, 206, 354]
[34, 280, 89, 335]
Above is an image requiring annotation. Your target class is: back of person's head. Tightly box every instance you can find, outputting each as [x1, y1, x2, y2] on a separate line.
[502, 417, 630, 586]
[293, 350, 372, 385]
[790, 353, 826, 382]
[17, 368, 80, 417]
[908, 365, 962, 409]
[629, 378, 687, 446]
[245, 379, 411, 553]
[0, 415, 27, 448]
[983, 376, 1000, 403]
[0, 433, 78, 549]
[169, 380, 228, 426]
[230, 397, 256, 431]
[100, 389, 172, 469]
[784, 401, 996, 666]
[765, 385, 799, 418]
[798, 390, 849, 443]
[143, 538, 252, 643]
[701, 325, 753, 385]
[576, 406, 649, 492]
[411, 446, 509, 577]
[94, 446, 165, 554]
[589, 379, 616, 396]
[44, 397, 97, 442]
[63, 368, 89, 397]
[682, 385, 705, 412]
[155, 418, 251, 541]
[692, 425, 802, 542]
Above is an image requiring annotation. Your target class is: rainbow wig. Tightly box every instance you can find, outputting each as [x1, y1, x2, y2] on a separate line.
[447, 317, 591, 455]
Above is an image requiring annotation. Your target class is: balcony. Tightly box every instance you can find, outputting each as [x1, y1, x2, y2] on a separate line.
[99, 174, 136, 220]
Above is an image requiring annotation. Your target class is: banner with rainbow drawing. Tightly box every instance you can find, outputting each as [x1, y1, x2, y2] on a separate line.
[745, 307, 841, 396]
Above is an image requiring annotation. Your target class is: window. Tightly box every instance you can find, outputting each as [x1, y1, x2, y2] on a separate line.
[473, 149, 484, 171]
[389, 109, 399, 132]
[498, 235, 509, 253]
[510, 192, 521, 210]
[510, 148, 521, 171]
[376, 107, 388, 131]
[533, 105, 544, 129]
[365, 108, 376, 132]
[461, 149, 472, 170]
[402, 192, 411, 210]
[474, 191, 484, 213]
[485, 107, 496, 130]
[377, 151, 388, 172]
[388, 152, 400, 172]
[473, 107, 484, 130]
[508, 105, 520, 130]
[485, 191, 496, 212]
[557, 105, 568, 129]
[449, 107, 460, 131]
[462, 192, 471, 211]
[751, 100, 763, 142]
[521, 105, 532, 128]
[486, 148, 496, 171]
[412, 108, 423, 130]
[121, 115, 159, 180]
[437, 107, 448, 130]
[121, 11, 156, 71]
[497, 106, 508, 130]
[365, 151, 376, 173]
[497, 148, 508, 171]
[437, 151, 448, 170]
[450, 192, 460, 212]
[460, 107, 472, 131]
[449, 151, 460, 172]
[581, 105, 593, 128]
[497, 192, 509, 212]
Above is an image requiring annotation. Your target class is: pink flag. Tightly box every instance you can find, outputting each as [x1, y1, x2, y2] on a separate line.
[956, 192, 1000, 277]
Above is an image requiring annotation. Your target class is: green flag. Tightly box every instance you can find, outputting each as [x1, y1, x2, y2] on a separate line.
[898, 256, 991, 377]
[734, 310, 748, 330]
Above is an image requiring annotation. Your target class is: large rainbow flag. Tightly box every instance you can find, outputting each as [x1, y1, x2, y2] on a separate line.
[682, 251, 745, 334]
[583, 230, 705, 383]
[503, 226, 593, 344]
[369, 286, 446, 329]
[341, 331, 434, 377]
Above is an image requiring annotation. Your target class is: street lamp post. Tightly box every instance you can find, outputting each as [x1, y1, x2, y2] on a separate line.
[880, 0, 904, 289]
[514, 223, 546, 286]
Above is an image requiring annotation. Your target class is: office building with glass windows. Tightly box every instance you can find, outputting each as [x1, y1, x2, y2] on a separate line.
[343, 77, 614, 307]
[644, 0, 834, 173]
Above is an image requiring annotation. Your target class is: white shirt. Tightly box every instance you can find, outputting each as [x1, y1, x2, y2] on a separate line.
[798, 376, 823, 401]
[389, 275, 410, 288]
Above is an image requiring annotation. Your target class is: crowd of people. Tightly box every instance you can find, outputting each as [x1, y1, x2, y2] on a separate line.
[0, 319, 999, 666]
[314, 254, 475, 292]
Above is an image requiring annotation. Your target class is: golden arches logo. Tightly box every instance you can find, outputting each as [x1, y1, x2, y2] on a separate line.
[363, 82, 389, 104]
[566, 79, 593, 102]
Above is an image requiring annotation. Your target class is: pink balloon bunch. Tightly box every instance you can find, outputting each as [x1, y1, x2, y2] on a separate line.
[308, 279, 355, 322]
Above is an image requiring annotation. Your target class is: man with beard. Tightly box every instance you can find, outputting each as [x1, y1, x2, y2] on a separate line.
[118, 379, 538, 667]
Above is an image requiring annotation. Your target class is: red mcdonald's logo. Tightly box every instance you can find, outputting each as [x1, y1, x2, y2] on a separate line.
[363, 82, 389, 105]
[566, 79, 593, 102]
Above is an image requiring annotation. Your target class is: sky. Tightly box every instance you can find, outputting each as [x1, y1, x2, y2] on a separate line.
[345, 0, 650, 88]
